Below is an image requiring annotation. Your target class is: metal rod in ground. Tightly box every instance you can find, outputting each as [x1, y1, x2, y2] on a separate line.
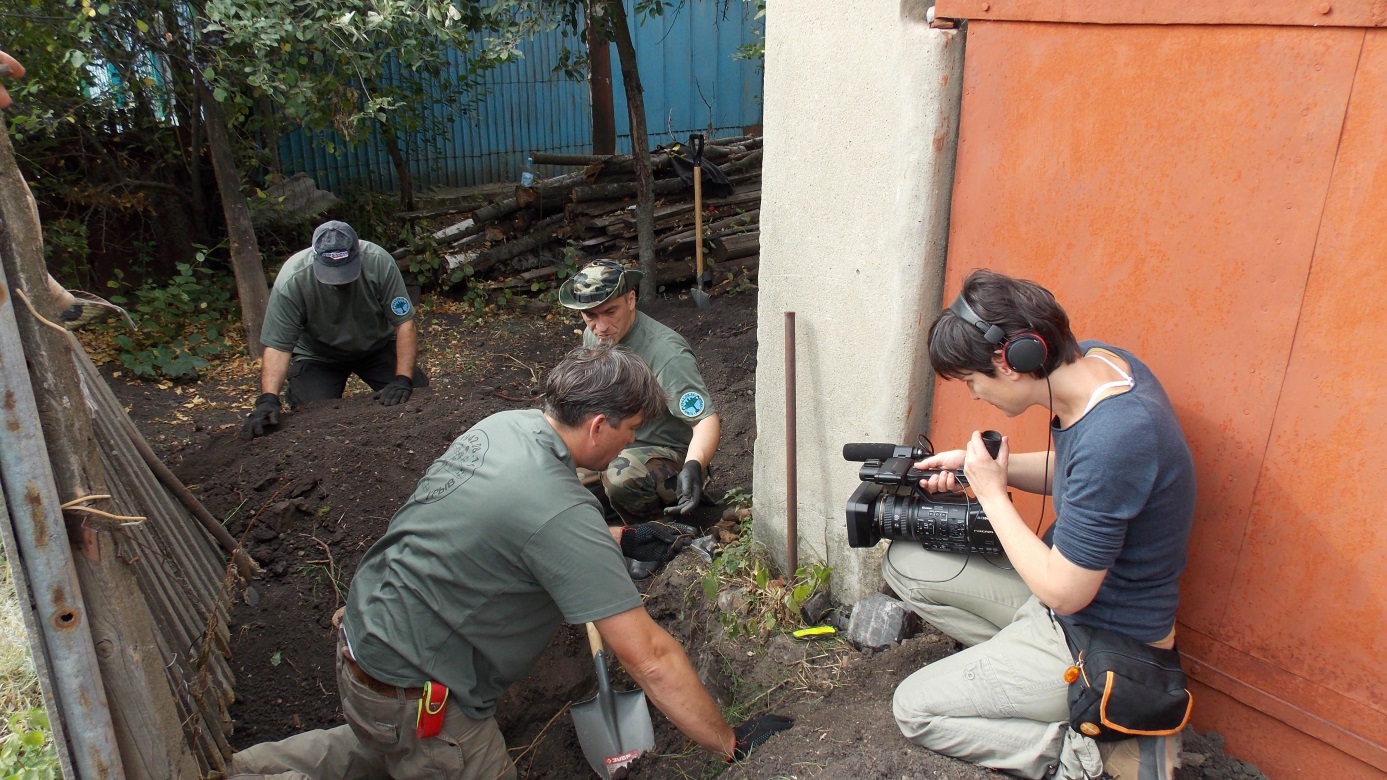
[784, 311, 798, 577]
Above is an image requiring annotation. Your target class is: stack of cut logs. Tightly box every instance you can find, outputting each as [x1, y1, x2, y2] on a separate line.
[393, 134, 762, 306]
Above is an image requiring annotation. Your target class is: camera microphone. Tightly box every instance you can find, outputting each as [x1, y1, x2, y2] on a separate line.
[843, 431, 999, 464]
[842, 443, 927, 462]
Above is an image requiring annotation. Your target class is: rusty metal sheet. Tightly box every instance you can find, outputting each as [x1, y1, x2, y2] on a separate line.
[936, 0, 1387, 28]
[1214, 26, 1387, 760]
[932, 18, 1384, 773]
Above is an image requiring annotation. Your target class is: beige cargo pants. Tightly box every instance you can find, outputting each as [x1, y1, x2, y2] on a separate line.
[883, 543, 1106, 780]
[228, 637, 515, 780]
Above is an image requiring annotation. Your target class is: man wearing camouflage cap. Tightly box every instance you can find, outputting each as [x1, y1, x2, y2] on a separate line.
[242, 220, 428, 437]
[559, 260, 721, 577]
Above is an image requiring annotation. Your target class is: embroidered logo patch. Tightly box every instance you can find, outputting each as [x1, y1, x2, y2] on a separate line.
[391, 296, 412, 316]
[678, 391, 705, 418]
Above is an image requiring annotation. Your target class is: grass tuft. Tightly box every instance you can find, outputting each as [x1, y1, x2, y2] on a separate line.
[0, 556, 42, 721]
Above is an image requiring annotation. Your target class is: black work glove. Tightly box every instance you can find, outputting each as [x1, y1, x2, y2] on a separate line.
[374, 374, 413, 406]
[620, 522, 696, 563]
[241, 393, 281, 438]
[663, 460, 704, 516]
[730, 714, 794, 762]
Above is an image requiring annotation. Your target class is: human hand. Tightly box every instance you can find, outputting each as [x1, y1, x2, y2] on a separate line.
[0, 52, 26, 110]
[620, 521, 696, 563]
[961, 430, 1008, 500]
[373, 374, 413, 406]
[730, 713, 794, 761]
[663, 460, 703, 516]
[241, 393, 281, 438]
[915, 448, 966, 493]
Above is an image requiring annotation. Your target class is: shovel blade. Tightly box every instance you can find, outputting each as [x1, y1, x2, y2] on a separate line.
[572, 688, 655, 778]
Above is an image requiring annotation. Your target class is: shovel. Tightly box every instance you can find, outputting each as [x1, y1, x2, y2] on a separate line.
[572, 623, 655, 778]
[689, 133, 712, 309]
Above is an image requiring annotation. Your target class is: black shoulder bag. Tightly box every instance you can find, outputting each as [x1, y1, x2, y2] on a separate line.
[1059, 619, 1193, 741]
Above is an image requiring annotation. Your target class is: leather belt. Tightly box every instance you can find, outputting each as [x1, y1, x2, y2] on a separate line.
[342, 652, 425, 699]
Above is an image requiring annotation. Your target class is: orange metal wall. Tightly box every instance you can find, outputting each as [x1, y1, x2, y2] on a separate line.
[928, 5, 1387, 777]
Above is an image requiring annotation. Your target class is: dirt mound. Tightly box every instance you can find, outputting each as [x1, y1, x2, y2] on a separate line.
[115, 289, 1263, 779]
[160, 294, 758, 751]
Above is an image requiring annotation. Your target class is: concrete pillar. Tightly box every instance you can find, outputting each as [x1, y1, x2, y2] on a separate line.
[753, 2, 964, 602]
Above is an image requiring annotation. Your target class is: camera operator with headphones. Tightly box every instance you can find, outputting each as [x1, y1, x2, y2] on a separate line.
[883, 269, 1196, 780]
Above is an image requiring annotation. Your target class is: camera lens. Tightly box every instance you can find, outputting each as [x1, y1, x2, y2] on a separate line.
[876, 493, 959, 544]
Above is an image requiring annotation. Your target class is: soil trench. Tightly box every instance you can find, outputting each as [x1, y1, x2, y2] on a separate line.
[115, 292, 1265, 779]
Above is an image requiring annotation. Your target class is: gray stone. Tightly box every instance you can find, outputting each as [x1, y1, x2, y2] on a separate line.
[766, 634, 804, 665]
[799, 590, 833, 624]
[846, 593, 917, 650]
[717, 586, 747, 614]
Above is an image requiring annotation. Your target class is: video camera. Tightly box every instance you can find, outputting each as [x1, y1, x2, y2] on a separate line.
[843, 431, 1005, 556]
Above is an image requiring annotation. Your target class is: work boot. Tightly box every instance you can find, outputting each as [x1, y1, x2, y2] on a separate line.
[625, 557, 662, 582]
[1097, 733, 1181, 780]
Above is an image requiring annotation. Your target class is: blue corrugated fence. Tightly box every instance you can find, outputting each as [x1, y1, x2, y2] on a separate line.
[277, 1, 764, 193]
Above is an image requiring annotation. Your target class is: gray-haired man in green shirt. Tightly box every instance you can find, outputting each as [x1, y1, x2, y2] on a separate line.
[558, 261, 721, 566]
[242, 220, 427, 437]
[227, 345, 791, 780]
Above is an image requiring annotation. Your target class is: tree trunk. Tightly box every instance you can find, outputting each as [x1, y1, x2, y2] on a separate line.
[198, 82, 268, 358]
[605, 0, 657, 298]
[379, 120, 415, 213]
[256, 95, 283, 177]
[587, 4, 617, 156]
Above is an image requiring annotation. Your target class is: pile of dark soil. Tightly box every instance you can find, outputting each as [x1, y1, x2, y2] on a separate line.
[110, 291, 1265, 779]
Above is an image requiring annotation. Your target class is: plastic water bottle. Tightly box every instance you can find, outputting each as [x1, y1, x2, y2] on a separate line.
[520, 156, 535, 187]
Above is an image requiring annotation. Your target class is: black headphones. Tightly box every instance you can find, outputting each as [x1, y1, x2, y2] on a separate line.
[947, 293, 1049, 374]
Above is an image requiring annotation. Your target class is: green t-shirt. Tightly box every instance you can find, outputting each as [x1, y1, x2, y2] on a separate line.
[341, 410, 642, 718]
[582, 311, 716, 451]
[260, 240, 414, 362]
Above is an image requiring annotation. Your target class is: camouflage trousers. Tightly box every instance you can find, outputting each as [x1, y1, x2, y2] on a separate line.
[578, 445, 687, 524]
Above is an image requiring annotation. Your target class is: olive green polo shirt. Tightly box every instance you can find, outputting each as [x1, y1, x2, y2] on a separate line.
[582, 311, 717, 451]
[261, 240, 414, 362]
[341, 410, 642, 719]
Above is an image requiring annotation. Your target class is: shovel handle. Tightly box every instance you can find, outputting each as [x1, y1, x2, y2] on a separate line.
[586, 622, 604, 658]
[693, 166, 704, 280]
[690, 133, 705, 165]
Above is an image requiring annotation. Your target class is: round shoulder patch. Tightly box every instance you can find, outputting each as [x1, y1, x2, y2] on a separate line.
[678, 391, 706, 419]
[391, 296, 412, 316]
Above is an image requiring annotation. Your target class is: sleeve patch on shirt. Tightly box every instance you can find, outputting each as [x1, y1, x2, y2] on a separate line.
[678, 391, 706, 418]
[391, 296, 412, 316]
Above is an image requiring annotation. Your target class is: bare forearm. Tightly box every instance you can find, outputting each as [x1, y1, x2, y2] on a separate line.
[974, 490, 1103, 614]
[260, 347, 292, 396]
[1005, 451, 1053, 495]
[685, 413, 720, 468]
[598, 611, 736, 758]
[394, 319, 418, 377]
[624, 632, 735, 757]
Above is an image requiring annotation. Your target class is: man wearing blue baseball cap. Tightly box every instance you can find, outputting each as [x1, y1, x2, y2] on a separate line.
[242, 220, 428, 437]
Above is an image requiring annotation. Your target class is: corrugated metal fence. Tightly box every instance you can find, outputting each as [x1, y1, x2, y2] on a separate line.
[278, 0, 765, 192]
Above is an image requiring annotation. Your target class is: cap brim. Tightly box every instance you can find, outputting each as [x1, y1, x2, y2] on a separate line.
[313, 256, 362, 285]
